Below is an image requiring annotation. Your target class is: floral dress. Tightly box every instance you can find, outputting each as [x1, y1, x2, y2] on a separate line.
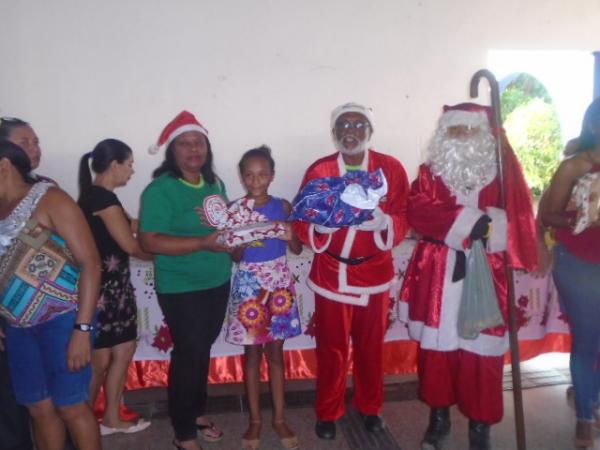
[78, 186, 137, 348]
[225, 197, 301, 345]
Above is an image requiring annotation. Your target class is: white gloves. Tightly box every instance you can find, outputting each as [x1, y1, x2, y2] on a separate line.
[314, 224, 339, 234]
[358, 207, 388, 231]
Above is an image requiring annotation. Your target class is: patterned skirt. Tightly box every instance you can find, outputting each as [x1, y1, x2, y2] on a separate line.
[225, 255, 301, 345]
[94, 262, 138, 349]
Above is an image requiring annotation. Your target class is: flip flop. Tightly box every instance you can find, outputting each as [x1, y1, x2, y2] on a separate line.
[196, 421, 224, 442]
[99, 419, 151, 436]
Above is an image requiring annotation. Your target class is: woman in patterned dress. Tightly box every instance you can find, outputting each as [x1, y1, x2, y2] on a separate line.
[78, 139, 152, 435]
[225, 146, 302, 450]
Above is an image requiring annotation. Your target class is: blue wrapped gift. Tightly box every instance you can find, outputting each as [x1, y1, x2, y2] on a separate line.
[291, 169, 387, 227]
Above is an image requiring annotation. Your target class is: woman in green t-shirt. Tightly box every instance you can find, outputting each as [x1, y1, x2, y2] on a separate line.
[139, 111, 232, 450]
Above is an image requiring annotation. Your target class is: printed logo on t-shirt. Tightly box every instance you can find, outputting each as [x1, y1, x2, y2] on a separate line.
[203, 195, 228, 227]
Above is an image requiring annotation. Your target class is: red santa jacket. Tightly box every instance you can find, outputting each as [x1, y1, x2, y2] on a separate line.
[293, 149, 409, 305]
[400, 163, 535, 356]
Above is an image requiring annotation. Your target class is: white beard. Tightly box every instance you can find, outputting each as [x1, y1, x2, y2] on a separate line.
[333, 136, 370, 156]
[427, 128, 497, 195]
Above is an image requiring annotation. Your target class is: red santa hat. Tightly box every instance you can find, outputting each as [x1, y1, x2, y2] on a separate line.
[330, 102, 375, 131]
[148, 111, 209, 154]
[442, 102, 538, 272]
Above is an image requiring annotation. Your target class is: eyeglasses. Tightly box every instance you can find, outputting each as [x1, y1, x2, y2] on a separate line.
[335, 120, 370, 131]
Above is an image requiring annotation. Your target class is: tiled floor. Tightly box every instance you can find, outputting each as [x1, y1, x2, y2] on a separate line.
[101, 354, 589, 450]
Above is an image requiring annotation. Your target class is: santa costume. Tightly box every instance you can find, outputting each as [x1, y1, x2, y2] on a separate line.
[399, 103, 537, 448]
[293, 103, 410, 426]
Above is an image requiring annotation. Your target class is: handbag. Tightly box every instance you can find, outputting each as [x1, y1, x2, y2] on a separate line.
[0, 218, 80, 327]
[457, 240, 504, 339]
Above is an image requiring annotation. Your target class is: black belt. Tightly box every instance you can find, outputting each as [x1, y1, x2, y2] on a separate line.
[421, 237, 466, 282]
[325, 250, 376, 265]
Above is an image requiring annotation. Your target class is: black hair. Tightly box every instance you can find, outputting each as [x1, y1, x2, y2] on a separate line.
[238, 145, 275, 173]
[78, 138, 132, 199]
[0, 140, 35, 184]
[0, 117, 30, 140]
[152, 133, 217, 184]
[576, 98, 600, 153]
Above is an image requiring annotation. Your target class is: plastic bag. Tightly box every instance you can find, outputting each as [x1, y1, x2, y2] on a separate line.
[457, 240, 504, 339]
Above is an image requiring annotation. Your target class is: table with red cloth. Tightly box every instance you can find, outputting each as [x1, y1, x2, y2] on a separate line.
[125, 239, 570, 389]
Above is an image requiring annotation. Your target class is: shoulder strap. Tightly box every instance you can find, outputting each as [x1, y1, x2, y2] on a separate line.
[17, 182, 52, 221]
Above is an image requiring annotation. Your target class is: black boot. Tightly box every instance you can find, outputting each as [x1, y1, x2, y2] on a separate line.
[359, 413, 385, 433]
[421, 407, 451, 450]
[315, 420, 336, 440]
[468, 420, 490, 450]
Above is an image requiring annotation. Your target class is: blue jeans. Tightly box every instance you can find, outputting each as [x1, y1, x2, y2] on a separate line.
[553, 244, 600, 421]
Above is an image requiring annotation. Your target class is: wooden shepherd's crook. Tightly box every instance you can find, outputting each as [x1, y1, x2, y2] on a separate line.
[469, 69, 527, 450]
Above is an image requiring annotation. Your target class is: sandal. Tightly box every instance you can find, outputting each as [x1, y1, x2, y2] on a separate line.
[196, 421, 224, 442]
[172, 439, 204, 450]
[241, 420, 261, 450]
[273, 420, 299, 450]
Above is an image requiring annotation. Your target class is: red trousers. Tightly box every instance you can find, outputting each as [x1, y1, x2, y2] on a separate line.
[314, 291, 388, 420]
[418, 348, 504, 424]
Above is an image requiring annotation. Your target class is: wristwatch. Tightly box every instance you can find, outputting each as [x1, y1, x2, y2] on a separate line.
[73, 323, 94, 332]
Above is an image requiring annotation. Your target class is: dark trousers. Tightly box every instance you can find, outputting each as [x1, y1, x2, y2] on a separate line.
[0, 347, 33, 450]
[157, 283, 229, 441]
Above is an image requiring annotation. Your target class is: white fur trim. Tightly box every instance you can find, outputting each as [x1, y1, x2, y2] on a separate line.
[337, 150, 370, 174]
[437, 250, 462, 348]
[399, 298, 409, 323]
[337, 226, 355, 291]
[165, 123, 208, 147]
[324, 225, 394, 296]
[453, 186, 482, 208]
[340, 225, 356, 258]
[439, 110, 488, 130]
[330, 102, 375, 131]
[308, 223, 332, 253]
[149, 123, 209, 155]
[374, 213, 394, 250]
[408, 321, 508, 356]
[485, 207, 507, 253]
[341, 279, 393, 295]
[337, 153, 346, 174]
[445, 207, 484, 250]
[404, 249, 508, 356]
[307, 279, 369, 306]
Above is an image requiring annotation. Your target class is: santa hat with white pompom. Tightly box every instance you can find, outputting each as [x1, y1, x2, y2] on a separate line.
[148, 110, 209, 154]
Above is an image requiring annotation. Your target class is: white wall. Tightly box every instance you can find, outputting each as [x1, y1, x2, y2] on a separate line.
[1, 0, 599, 214]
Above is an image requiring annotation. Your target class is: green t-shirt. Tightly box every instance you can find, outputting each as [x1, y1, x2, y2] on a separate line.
[139, 173, 232, 294]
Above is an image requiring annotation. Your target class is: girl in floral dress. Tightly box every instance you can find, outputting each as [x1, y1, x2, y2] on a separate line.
[225, 146, 302, 450]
